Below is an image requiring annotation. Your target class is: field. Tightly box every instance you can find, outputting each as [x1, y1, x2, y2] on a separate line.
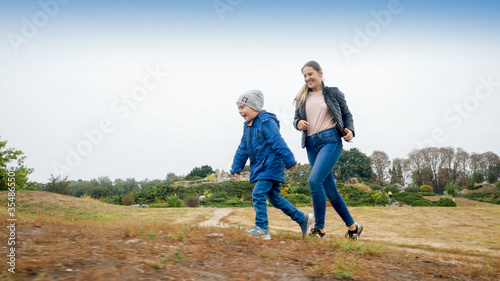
[0, 191, 499, 280]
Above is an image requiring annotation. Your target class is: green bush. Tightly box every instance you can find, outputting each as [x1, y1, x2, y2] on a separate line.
[384, 185, 399, 194]
[338, 184, 366, 205]
[419, 185, 433, 193]
[393, 192, 425, 205]
[288, 184, 311, 196]
[356, 191, 389, 206]
[467, 184, 483, 190]
[436, 197, 457, 207]
[487, 172, 497, 184]
[167, 194, 184, 207]
[420, 192, 436, 196]
[411, 200, 436, 207]
[445, 182, 459, 197]
[496, 182, 500, 189]
[368, 184, 383, 191]
[472, 172, 484, 184]
[284, 193, 312, 207]
[404, 186, 420, 193]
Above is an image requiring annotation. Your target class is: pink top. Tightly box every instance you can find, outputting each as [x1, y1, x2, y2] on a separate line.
[305, 91, 337, 136]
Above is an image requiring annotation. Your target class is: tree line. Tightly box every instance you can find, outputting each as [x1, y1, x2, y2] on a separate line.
[370, 147, 500, 194]
[1, 136, 498, 197]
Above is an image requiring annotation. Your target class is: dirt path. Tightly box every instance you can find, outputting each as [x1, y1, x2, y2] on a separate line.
[198, 208, 233, 227]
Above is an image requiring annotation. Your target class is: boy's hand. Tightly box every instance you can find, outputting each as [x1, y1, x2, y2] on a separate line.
[288, 165, 298, 172]
[233, 172, 241, 177]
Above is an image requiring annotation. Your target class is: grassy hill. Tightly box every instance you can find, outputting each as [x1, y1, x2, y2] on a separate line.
[0, 191, 499, 280]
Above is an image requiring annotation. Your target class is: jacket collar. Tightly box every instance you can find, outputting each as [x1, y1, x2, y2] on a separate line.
[245, 110, 267, 127]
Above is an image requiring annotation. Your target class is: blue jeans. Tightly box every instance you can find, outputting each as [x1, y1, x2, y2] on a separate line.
[252, 180, 305, 231]
[306, 128, 354, 229]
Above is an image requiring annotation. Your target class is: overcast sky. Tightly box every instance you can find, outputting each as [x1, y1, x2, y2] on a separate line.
[1, 0, 499, 183]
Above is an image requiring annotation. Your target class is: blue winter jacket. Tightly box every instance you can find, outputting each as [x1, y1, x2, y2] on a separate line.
[231, 110, 297, 184]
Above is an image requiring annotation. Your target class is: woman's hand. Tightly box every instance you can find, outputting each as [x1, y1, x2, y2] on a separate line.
[297, 120, 309, 131]
[233, 172, 241, 177]
[288, 165, 298, 171]
[342, 128, 353, 141]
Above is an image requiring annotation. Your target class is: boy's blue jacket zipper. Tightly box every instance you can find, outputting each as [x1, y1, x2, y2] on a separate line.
[231, 110, 297, 184]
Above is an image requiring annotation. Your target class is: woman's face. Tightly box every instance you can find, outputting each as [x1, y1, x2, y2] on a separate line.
[302, 66, 323, 91]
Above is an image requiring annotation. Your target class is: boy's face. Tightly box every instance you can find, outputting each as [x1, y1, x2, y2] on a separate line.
[237, 103, 259, 123]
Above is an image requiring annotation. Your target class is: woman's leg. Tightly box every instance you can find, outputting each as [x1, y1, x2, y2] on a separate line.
[323, 170, 355, 227]
[307, 140, 342, 229]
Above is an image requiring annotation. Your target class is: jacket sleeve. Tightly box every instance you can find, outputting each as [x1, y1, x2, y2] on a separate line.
[293, 107, 303, 131]
[230, 132, 248, 174]
[262, 119, 297, 169]
[336, 89, 355, 137]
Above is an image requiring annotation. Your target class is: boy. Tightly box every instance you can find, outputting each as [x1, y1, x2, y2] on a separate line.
[231, 90, 313, 240]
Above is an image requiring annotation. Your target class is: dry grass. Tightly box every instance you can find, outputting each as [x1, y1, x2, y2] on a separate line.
[223, 197, 500, 259]
[0, 191, 499, 280]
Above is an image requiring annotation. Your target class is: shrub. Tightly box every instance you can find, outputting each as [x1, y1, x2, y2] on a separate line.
[472, 172, 484, 184]
[167, 194, 184, 207]
[496, 181, 500, 189]
[284, 193, 312, 207]
[436, 197, 457, 207]
[411, 200, 436, 207]
[288, 184, 311, 196]
[356, 191, 389, 206]
[487, 172, 498, 184]
[122, 196, 135, 206]
[445, 183, 459, 197]
[420, 185, 433, 193]
[404, 186, 420, 193]
[384, 185, 399, 194]
[212, 191, 229, 199]
[420, 192, 436, 196]
[369, 184, 383, 191]
[393, 192, 427, 205]
[185, 196, 200, 207]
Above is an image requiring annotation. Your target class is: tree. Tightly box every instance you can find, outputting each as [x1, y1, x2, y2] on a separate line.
[421, 147, 442, 190]
[389, 158, 407, 186]
[454, 148, 470, 186]
[370, 151, 391, 186]
[165, 172, 184, 185]
[439, 147, 456, 185]
[44, 175, 71, 195]
[0, 137, 34, 191]
[482, 151, 500, 182]
[333, 148, 372, 183]
[285, 163, 311, 187]
[185, 165, 214, 180]
[407, 149, 426, 187]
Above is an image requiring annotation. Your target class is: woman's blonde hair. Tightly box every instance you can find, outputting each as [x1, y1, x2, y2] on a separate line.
[294, 60, 322, 109]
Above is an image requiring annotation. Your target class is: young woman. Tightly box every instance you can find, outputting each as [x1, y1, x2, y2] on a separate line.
[293, 61, 363, 239]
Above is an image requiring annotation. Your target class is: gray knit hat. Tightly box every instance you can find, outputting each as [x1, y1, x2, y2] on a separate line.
[237, 90, 264, 112]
